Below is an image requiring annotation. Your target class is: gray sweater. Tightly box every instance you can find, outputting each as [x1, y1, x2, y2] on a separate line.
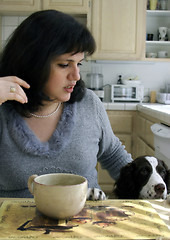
[0, 89, 132, 197]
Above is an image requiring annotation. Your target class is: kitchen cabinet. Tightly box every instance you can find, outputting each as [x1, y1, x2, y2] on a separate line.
[42, 0, 90, 13]
[136, 137, 155, 157]
[42, 0, 91, 29]
[0, 0, 90, 14]
[146, 0, 170, 61]
[133, 111, 159, 158]
[0, 0, 91, 50]
[97, 111, 135, 194]
[0, 0, 41, 13]
[91, 0, 146, 60]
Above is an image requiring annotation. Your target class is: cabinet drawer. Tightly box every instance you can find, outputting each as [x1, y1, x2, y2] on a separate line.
[145, 119, 154, 148]
[136, 114, 154, 147]
[136, 137, 154, 157]
[136, 114, 145, 139]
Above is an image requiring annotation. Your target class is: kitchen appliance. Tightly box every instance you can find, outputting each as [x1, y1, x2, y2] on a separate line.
[156, 93, 170, 104]
[111, 84, 144, 102]
[86, 73, 104, 101]
[151, 123, 170, 168]
[157, 82, 170, 104]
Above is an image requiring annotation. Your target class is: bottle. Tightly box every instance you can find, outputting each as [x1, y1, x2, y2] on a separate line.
[150, 91, 156, 103]
[117, 75, 122, 84]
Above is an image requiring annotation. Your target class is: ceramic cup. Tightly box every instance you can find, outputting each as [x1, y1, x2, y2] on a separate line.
[146, 52, 157, 58]
[160, 0, 167, 10]
[158, 51, 168, 58]
[146, 33, 154, 41]
[28, 173, 88, 219]
[158, 27, 168, 41]
[149, 0, 158, 10]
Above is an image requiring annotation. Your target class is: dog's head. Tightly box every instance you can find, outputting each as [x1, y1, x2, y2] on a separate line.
[114, 156, 170, 199]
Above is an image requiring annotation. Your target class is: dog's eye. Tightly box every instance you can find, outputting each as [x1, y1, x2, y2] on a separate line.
[140, 167, 150, 176]
[157, 166, 166, 178]
[159, 171, 166, 179]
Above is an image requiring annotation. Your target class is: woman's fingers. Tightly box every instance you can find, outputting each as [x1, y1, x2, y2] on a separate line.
[6, 76, 30, 89]
[0, 76, 30, 105]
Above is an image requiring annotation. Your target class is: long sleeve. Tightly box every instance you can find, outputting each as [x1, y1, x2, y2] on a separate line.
[95, 95, 133, 180]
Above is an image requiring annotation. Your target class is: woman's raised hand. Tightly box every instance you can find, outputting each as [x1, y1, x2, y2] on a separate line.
[0, 76, 30, 105]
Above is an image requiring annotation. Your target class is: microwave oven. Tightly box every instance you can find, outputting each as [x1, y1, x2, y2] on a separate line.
[111, 84, 144, 102]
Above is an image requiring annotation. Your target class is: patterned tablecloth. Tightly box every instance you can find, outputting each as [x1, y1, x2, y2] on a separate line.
[0, 199, 170, 239]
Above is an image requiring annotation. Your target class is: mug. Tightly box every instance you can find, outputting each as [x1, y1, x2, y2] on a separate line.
[158, 27, 168, 41]
[158, 51, 168, 58]
[146, 33, 154, 41]
[28, 173, 88, 219]
[149, 0, 158, 10]
[160, 0, 167, 10]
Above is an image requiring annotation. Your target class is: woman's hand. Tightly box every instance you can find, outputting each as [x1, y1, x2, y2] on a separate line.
[0, 76, 30, 105]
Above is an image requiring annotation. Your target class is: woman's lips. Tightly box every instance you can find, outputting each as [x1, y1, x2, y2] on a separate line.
[64, 85, 74, 93]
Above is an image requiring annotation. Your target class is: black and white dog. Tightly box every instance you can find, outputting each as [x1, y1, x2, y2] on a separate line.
[87, 156, 170, 201]
[114, 156, 170, 200]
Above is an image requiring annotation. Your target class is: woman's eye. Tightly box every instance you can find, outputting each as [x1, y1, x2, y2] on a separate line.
[77, 62, 82, 67]
[58, 64, 68, 68]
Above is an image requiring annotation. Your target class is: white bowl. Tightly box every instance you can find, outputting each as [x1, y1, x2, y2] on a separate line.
[122, 79, 141, 85]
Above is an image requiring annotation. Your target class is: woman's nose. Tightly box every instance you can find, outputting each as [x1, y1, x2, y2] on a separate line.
[68, 66, 80, 81]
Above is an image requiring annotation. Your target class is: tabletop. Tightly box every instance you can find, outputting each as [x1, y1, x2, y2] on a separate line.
[0, 198, 170, 239]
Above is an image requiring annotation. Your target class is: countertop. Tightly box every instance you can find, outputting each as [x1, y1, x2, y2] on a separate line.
[137, 103, 170, 125]
[103, 102, 170, 125]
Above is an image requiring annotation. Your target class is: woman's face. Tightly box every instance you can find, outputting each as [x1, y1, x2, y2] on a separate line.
[44, 52, 84, 103]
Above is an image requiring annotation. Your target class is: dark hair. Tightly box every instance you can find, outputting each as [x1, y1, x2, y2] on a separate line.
[0, 10, 96, 116]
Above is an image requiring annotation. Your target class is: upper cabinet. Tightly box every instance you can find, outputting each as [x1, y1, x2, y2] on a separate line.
[0, 0, 91, 14]
[0, 0, 147, 61]
[146, 0, 170, 62]
[41, 0, 91, 29]
[0, 0, 41, 13]
[91, 0, 146, 61]
[42, 0, 90, 14]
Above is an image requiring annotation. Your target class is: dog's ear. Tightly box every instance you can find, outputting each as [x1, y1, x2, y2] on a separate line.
[165, 169, 170, 194]
[114, 162, 138, 199]
[157, 159, 170, 193]
[158, 159, 168, 170]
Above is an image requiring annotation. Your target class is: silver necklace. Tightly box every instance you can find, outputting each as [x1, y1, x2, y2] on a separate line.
[30, 103, 61, 118]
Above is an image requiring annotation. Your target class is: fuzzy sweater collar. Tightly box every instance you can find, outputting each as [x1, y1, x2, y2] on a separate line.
[5, 103, 76, 157]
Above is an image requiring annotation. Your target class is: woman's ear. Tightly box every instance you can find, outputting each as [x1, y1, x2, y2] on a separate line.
[114, 162, 138, 199]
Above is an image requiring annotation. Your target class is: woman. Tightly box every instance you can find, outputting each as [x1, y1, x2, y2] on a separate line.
[0, 10, 132, 198]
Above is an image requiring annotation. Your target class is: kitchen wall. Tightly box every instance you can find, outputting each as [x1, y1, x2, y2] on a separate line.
[2, 16, 170, 102]
[1, 16, 27, 48]
[82, 60, 170, 102]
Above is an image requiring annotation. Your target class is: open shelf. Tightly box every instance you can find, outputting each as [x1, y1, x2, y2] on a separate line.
[145, 2, 170, 61]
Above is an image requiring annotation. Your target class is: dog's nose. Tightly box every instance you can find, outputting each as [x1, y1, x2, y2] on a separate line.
[154, 184, 165, 194]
